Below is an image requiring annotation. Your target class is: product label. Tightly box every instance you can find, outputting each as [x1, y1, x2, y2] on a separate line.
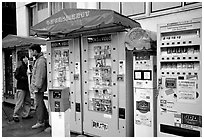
[135, 113, 152, 127]
[92, 120, 108, 131]
[181, 113, 202, 127]
[177, 80, 197, 103]
[136, 100, 150, 113]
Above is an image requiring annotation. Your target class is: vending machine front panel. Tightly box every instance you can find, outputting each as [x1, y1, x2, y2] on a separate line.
[47, 39, 83, 134]
[82, 33, 134, 137]
[157, 18, 202, 137]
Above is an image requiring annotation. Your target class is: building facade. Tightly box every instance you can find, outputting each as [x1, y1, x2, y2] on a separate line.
[16, 2, 202, 36]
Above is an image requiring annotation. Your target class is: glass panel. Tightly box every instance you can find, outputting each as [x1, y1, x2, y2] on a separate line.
[38, 2, 48, 11]
[87, 35, 112, 114]
[63, 2, 77, 9]
[122, 2, 145, 16]
[51, 41, 70, 88]
[51, 2, 62, 15]
[151, 2, 181, 12]
[100, 2, 119, 13]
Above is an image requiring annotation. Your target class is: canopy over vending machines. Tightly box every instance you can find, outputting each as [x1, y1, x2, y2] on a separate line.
[125, 27, 157, 137]
[31, 8, 141, 137]
[157, 18, 202, 137]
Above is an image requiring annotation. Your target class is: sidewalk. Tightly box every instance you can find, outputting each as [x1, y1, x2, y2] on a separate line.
[2, 102, 86, 137]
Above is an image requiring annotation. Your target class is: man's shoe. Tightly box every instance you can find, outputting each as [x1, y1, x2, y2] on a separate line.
[32, 122, 44, 129]
[22, 115, 33, 119]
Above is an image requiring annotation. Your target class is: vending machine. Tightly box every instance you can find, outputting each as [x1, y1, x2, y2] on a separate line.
[46, 39, 83, 134]
[81, 33, 134, 137]
[49, 87, 71, 137]
[125, 27, 157, 137]
[157, 18, 202, 137]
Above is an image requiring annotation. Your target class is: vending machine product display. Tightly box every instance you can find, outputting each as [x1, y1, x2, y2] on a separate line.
[157, 18, 202, 137]
[82, 33, 134, 137]
[47, 39, 83, 134]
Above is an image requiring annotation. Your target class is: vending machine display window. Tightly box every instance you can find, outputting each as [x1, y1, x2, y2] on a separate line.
[87, 35, 112, 114]
[52, 47, 70, 88]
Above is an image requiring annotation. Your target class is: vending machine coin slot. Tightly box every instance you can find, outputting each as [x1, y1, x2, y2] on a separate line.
[76, 103, 81, 112]
[119, 108, 125, 119]
[117, 74, 124, 81]
[55, 101, 61, 112]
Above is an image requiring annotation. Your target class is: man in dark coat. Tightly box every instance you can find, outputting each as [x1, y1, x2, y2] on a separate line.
[13, 55, 32, 122]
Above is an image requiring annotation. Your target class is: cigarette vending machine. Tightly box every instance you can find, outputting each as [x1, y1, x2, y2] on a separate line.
[157, 18, 202, 137]
[125, 28, 157, 137]
[81, 33, 134, 137]
[47, 39, 83, 134]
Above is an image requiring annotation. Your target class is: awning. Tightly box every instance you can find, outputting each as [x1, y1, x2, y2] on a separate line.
[125, 27, 157, 51]
[2, 34, 46, 49]
[31, 8, 141, 37]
